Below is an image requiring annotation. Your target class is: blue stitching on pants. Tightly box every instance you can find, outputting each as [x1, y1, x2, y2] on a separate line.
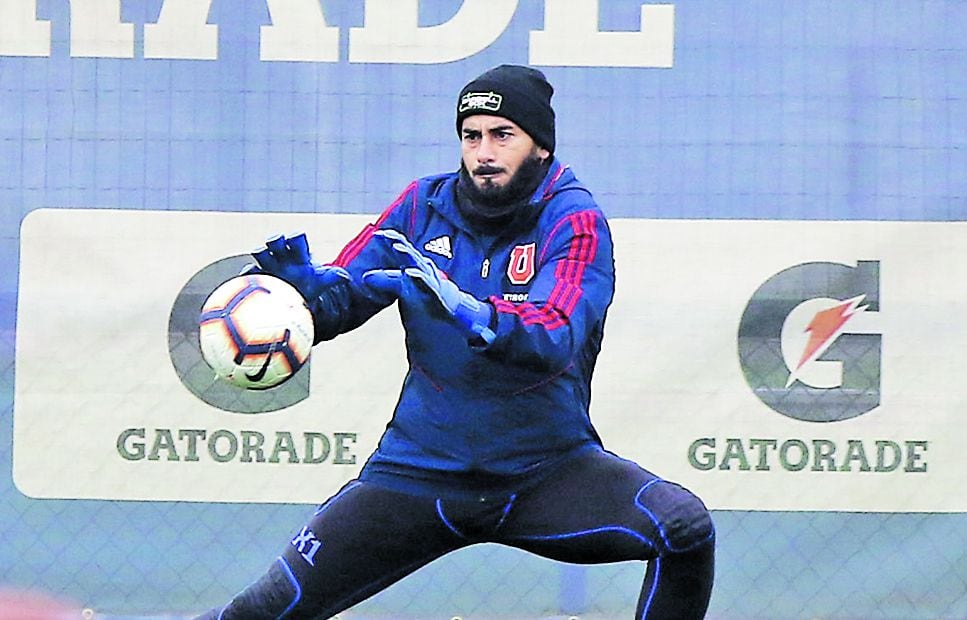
[511, 525, 655, 549]
[634, 479, 672, 549]
[314, 481, 361, 516]
[276, 557, 302, 619]
[638, 556, 662, 619]
[494, 494, 518, 530]
[634, 479, 714, 553]
[435, 499, 468, 539]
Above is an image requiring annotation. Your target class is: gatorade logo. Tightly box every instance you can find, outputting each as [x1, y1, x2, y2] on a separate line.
[737, 261, 882, 422]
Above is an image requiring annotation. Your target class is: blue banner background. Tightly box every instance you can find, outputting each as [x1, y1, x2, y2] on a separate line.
[1, 1, 964, 617]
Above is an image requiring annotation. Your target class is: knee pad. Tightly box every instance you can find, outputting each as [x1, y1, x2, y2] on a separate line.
[220, 557, 302, 619]
[636, 480, 715, 555]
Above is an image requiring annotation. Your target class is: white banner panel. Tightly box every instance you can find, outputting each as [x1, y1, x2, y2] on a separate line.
[15, 210, 967, 510]
[15, 209, 407, 504]
[596, 219, 966, 512]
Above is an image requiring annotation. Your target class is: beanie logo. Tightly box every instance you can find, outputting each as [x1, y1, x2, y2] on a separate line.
[459, 91, 502, 113]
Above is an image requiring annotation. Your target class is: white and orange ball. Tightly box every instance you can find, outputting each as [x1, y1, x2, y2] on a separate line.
[199, 274, 313, 390]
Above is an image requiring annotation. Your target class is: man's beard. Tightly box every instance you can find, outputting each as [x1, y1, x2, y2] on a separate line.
[459, 152, 549, 210]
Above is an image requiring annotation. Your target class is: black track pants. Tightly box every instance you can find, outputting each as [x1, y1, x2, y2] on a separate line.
[196, 448, 715, 619]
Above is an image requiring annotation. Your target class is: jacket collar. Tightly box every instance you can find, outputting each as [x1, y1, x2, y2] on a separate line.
[426, 157, 580, 232]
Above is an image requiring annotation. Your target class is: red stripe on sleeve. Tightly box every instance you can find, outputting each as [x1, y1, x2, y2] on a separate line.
[494, 210, 599, 330]
[332, 181, 418, 267]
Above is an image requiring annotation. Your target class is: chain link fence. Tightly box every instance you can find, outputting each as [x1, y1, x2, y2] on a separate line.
[2, 0, 966, 618]
[3, 269, 967, 616]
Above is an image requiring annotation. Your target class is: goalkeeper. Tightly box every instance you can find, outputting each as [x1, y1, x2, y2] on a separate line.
[196, 65, 715, 620]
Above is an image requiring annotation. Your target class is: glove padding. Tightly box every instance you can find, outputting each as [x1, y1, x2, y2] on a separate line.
[249, 233, 350, 306]
[362, 229, 495, 345]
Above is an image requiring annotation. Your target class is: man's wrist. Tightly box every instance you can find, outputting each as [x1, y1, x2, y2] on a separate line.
[454, 295, 496, 346]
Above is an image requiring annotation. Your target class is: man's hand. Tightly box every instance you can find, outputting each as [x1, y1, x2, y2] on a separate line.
[250, 233, 349, 305]
[362, 229, 495, 345]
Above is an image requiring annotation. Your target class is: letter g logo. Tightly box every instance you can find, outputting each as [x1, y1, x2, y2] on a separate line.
[737, 260, 882, 422]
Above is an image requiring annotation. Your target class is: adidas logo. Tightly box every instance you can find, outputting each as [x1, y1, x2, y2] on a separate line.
[424, 236, 453, 259]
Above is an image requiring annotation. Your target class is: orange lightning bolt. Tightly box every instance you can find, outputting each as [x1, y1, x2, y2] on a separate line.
[786, 295, 867, 387]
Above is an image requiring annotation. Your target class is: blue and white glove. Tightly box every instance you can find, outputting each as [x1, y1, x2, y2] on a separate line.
[362, 229, 496, 346]
[250, 232, 350, 306]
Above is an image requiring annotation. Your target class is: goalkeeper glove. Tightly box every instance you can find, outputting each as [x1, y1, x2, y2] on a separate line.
[362, 229, 495, 346]
[250, 233, 350, 307]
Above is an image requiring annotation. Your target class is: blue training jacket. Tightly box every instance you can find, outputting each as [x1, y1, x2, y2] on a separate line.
[317, 158, 616, 498]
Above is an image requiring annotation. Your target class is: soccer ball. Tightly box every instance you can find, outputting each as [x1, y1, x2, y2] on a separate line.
[198, 274, 314, 390]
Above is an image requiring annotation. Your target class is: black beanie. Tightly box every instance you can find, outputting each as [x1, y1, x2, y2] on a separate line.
[456, 65, 556, 153]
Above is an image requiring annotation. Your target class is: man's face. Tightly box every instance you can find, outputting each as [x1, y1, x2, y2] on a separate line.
[460, 115, 550, 195]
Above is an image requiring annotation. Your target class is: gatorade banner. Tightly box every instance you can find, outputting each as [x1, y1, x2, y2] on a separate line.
[15, 210, 967, 510]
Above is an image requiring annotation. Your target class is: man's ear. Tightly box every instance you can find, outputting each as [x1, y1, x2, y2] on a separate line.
[537, 146, 551, 161]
